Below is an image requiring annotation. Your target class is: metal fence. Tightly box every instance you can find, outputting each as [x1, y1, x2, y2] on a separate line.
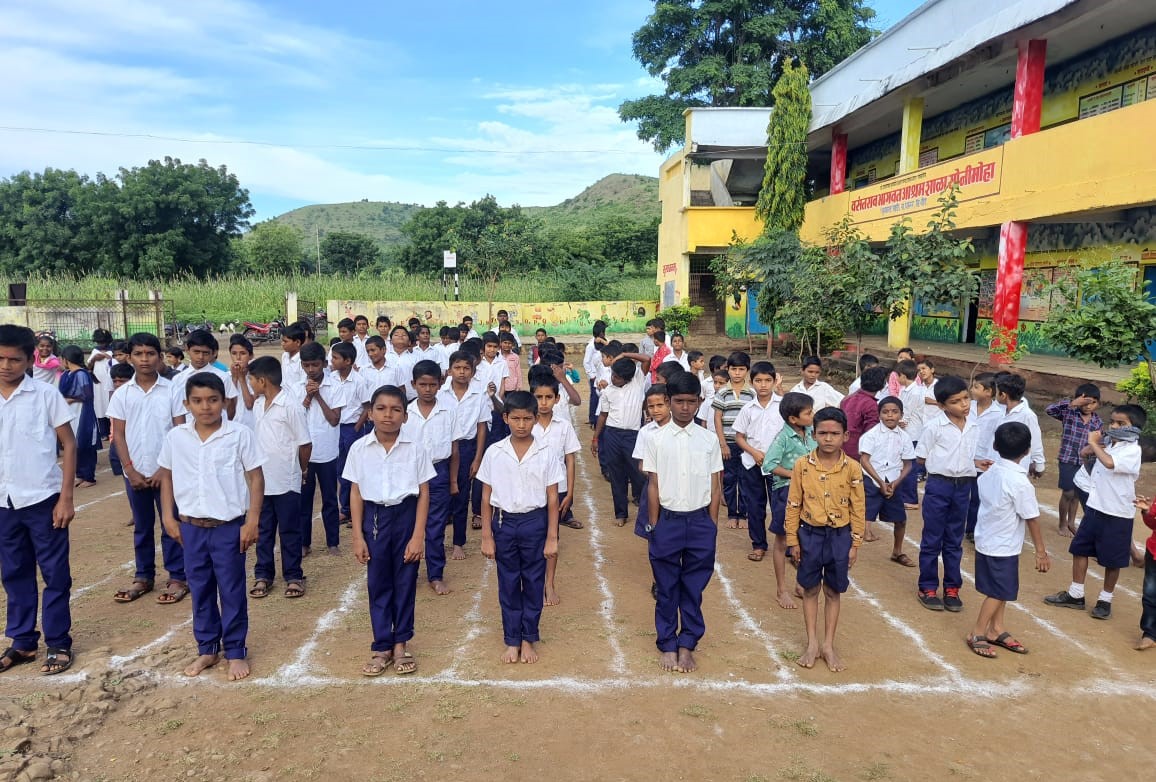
[25, 297, 166, 349]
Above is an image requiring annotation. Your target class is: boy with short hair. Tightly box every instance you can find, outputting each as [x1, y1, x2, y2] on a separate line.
[479, 391, 563, 664]
[331, 342, 368, 526]
[1046, 404, 1146, 620]
[642, 372, 723, 673]
[345, 385, 433, 677]
[790, 356, 845, 411]
[859, 396, 916, 566]
[650, 329, 671, 379]
[915, 375, 978, 612]
[966, 421, 1050, 659]
[110, 333, 190, 606]
[408, 360, 458, 595]
[297, 341, 347, 557]
[713, 351, 755, 527]
[698, 368, 729, 430]
[1045, 384, 1102, 536]
[994, 373, 1045, 478]
[634, 384, 672, 541]
[185, 330, 239, 419]
[763, 392, 816, 610]
[499, 332, 521, 393]
[968, 373, 1003, 541]
[441, 350, 489, 560]
[663, 332, 690, 371]
[894, 359, 924, 509]
[732, 361, 783, 561]
[352, 315, 371, 368]
[591, 352, 651, 525]
[280, 322, 307, 393]
[841, 365, 887, 463]
[158, 372, 264, 681]
[532, 377, 581, 606]
[786, 407, 864, 672]
[532, 328, 549, 364]
[847, 354, 879, 396]
[165, 347, 187, 375]
[248, 357, 311, 600]
[0, 324, 77, 676]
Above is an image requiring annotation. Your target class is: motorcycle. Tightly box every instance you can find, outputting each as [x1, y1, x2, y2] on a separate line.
[298, 309, 328, 331]
[242, 318, 284, 344]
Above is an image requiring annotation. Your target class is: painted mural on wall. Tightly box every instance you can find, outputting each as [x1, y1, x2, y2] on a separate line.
[328, 300, 659, 336]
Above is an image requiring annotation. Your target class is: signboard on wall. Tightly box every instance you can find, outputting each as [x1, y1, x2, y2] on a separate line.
[848, 147, 1004, 224]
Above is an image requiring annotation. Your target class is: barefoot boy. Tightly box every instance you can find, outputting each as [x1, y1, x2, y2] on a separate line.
[440, 350, 489, 559]
[858, 396, 915, 566]
[298, 341, 347, 556]
[531, 377, 581, 607]
[478, 391, 563, 664]
[642, 372, 723, 673]
[732, 361, 783, 561]
[1045, 385, 1102, 537]
[762, 392, 816, 609]
[158, 372, 264, 681]
[407, 360, 458, 596]
[1132, 493, 1156, 651]
[785, 408, 864, 672]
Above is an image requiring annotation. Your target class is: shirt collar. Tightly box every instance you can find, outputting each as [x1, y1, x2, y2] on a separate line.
[996, 457, 1028, 474]
[180, 417, 234, 444]
[128, 374, 171, 391]
[805, 449, 850, 472]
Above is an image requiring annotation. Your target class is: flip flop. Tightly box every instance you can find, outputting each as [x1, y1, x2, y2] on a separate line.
[559, 518, 584, 529]
[41, 648, 74, 676]
[966, 635, 996, 659]
[471, 515, 483, 530]
[249, 580, 271, 599]
[284, 581, 306, 599]
[986, 632, 1028, 654]
[0, 647, 36, 673]
[394, 652, 417, 676]
[156, 580, 190, 604]
[362, 652, 393, 677]
[747, 549, 767, 562]
[113, 580, 154, 603]
[890, 553, 917, 567]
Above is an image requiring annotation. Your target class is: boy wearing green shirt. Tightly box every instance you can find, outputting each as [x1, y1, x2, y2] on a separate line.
[763, 392, 816, 610]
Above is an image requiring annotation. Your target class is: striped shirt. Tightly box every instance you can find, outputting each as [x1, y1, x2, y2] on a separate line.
[711, 383, 756, 442]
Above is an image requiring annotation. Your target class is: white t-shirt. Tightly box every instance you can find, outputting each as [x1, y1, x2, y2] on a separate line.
[969, 400, 1005, 462]
[789, 379, 844, 411]
[302, 375, 348, 463]
[476, 437, 565, 513]
[596, 366, 645, 430]
[158, 419, 264, 520]
[858, 422, 916, 484]
[406, 397, 457, 462]
[342, 428, 437, 506]
[107, 375, 188, 477]
[253, 389, 311, 496]
[1085, 440, 1141, 518]
[898, 382, 926, 443]
[975, 458, 1040, 557]
[0, 376, 74, 508]
[533, 417, 581, 494]
[731, 396, 784, 469]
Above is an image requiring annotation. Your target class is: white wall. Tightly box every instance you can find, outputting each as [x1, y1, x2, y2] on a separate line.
[688, 108, 771, 148]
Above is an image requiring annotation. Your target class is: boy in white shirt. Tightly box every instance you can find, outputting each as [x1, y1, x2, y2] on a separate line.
[296, 341, 348, 557]
[441, 350, 490, 557]
[1046, 405, 1145, 620]
[478, 332, 510, 440]
[967, 373, 1003, 541]
[248, 357, 311, 600]
[532, 376, 582, 607]
[591, 353, 651, 525]
[0, 324, 77, 676]
[633, 385, 672, 540]
[279, 323, 308, 393]
[895, 360, 925, 509]
[331, 342, 368, 526]
[408, 360, 458, 596]
[345, 384, 434, 677]
[859, 396, 916, 567]
[966, 421, 1050, 659]
[790, 356, 844, 411]
[662, 333, 691, 371]
[351, 315, 371, 369]
[732, 361, 783, 561]
[583, 321, 609, 429]
[158, 372, 264, 681]
[479, 392, 564, 665]
[994, 373, 1045, 477]
[185, 330, 239, 420]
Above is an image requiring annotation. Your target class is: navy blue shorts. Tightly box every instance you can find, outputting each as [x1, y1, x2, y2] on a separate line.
[768, 484, 788, 536]
[975, 551, 1019, 601]
[796, 523, 852, 593]
[864, 480, 907, 524]
[1057, 462, 1081, 492]
[1069, 507, 1133, 569]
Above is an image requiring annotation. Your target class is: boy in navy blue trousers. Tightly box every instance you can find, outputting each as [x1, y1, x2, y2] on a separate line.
[440, 349, 488, 560]
[479, 391, 563, 664]
[408, 360, 459, 595]
[642, 372, 723, 674]
[0, 324, 78, 676]
[591, 353, 650, 525]
[345, 384, 433, 676]
[331, 341, 367, 525]
[159, 372, 264, 681]
[297, 341, 348, 556]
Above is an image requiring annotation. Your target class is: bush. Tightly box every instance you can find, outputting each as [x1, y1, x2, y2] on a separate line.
[1117, 364, 1156, 436]
[656, 302, 704, 335]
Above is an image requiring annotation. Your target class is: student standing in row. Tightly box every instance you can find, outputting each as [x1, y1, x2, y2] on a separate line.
[407, 360, 458, 596]
[732, 361, 783, 562]
[713, 351, 754, 528]
[859, 397, 916, 566]
[441, 350, 489, 560]
[591, 353, 650, 526]
[531, 376, 581, 607]
[762, 393, 816, 610]
[298, 341, 347, 557]
[1045, 386, 1102, 537]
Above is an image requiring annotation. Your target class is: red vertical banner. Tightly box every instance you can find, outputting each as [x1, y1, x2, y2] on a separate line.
[830, 131, 848, 195]
[992, 220, 1028, 361]
[1011, 40, 1047, 139]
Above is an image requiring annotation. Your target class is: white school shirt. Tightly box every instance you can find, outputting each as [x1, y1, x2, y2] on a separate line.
[662, 351, 691, 371]
[697, 370, 714, 401]
[89, 348, 114, 418]
[253, 389, 311, 496]
[1001, 401, 1046, 473]
[975, 457, 1040, 558]
[334, 371, 368, 426]
[440, 378, 491, 441]
[915, 412, 979, 478]
[302, 374, 347, 463]
[1084, 439, 1142, 519]
[731, 395, 784, 469]
[476, 436, 565, 513]
[229, 376, 257, 430]
[281, 351, 306, 392]
[157, 419, 264, 520]
[789, 379, 844, 411]
[697, 398, 717, 432]
[351, 334, 371, 369]
[632, 419, 666, 463]
[596, 366, 645, 430]
[406, 397, 457, 462]
[0, 376, 74, 509]
[107, 375, 188, 477]
[898, 382, 926, 442]
[477, 356, 509, 395]
[341, 428, 437, 506]
[533, 416, 581, 494]
[411, 343, 441, 365]
[969, 400, 1005, 462]
[387, 349, 417, 399]
[360, 363, 398, 396]
[858, 422, 916, 485]
[582, 339, 601, 380]
[642, 421, 724, 512]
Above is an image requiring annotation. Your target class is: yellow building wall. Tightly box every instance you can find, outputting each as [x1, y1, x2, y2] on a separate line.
[684, 207, 763, 251]
[657, 154, 689, 308]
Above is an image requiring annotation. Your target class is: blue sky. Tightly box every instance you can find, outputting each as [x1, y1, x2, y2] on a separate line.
[0, 0, 923, 221]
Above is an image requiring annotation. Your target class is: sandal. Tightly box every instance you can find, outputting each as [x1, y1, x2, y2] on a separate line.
[0, 647, 36, 673]
[394, 652, 417, 676]
[113, 579, 154, 603]
[249, 580, 271, 599]
[560, 517, 584, 530]
[284, 581, 306, 599]
[890, 553, 917, 567]
[156, 580, 190, 604]
[966, 635, 997, 659]
[747, 549, 767, 562]
[362, 652, 393, 677]
[41, 648, 73, 676]
[471, 515, 483, 530]
[986, 632, 1028, 654]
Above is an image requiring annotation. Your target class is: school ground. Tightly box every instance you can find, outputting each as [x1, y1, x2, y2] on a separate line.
[2, 350, 1155, 782]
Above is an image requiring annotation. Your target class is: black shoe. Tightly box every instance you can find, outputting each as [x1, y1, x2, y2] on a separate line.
[942, 589, 964, 612]
[651, 582, 658, 601]
[1044, 590, 1085, 610]
[1091, 600, 1112, 620]
[917, 590, 944, 611]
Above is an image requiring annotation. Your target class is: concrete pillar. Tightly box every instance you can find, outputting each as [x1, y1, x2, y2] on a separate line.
[830, 131, 848, 195]
[286, 291, 298, 324]
[888, 97, 925, 349]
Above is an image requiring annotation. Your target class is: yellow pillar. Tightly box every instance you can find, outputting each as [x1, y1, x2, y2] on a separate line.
[888, 96, 924, 349]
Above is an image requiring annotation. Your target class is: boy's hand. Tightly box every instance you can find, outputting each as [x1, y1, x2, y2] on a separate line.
[352, 538, 369, 564]
[469, 460, 481, 480]
[163, 516, 182, 546]
[450, 480, 459, 496]
[898, 420, 908, 428]
[239, 520, 259, 552]
[1079, 444, 1094, 458]
[559, 494, 573, 516]
[403, 536, 423, 563]
[481, 537, 495, 560]
[305, 379, 320, 397]
[487, 382, 497, 397]
[1088, 430, 1103, 447]
[543, 537, 558, 559]
[751, 449, 765, 465]
[790, 545, 802, 567]
[589, 439, 598, 456]
[848, 546, 858, 568]
[975, 459, 993, 472]
[52, 496, 75, 529]
[1134, 495, 1151, 511]
[881, 481, 893, 498]
[125, 467, 149, 491]
[1029, 465, 1042, 480]
[1035, 551, 1051, 573]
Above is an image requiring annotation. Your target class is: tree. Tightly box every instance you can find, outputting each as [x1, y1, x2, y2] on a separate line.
[554, 235, 619, 301]
[619, 0, 876, 151]
[320, 231, 382, 274]
[755, 59, 811, 234]
[469, 221, 537, 322]
[397, 200, 463, 274]
[599, 214, 660, 271]
[0, 168, 101, 276]
[241, 221, 306, 275]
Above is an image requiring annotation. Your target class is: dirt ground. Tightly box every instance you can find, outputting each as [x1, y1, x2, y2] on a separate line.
[2, 346, 1156, 782]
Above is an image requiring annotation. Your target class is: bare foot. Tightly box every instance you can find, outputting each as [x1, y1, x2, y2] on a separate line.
[797, 644, 820, 669]
[451, 545, 466, 561]
[302, 546, 311, 558]
[429, 580, 452, 595]
[184, 653, 220, 677]
[677, 647, 697, 672]
[794, 585, 805, 600]
[501, 645, 520, 664]
[736, 519, 748, 530]
[1136, 636, 1156, 651]
[725, 519, 740, 529]
[820, 645, 845, 672]
[659, 651, 679, 671]
[75, 480, 97, 489]
[544, 586, 560, 606]
[227, 658, 251, 681]
[863, 525, 879, 542]
[776, 589, 798, 610]
[519, 641, 539, 664]
[1058, 524, 1073, 538]
[327, 546, 341, 557]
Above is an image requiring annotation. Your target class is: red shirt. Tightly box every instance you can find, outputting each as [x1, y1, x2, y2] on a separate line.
[1142, 500, 1156, 559]
[650, 342, 671, 383]
[840, 389, 880, 460]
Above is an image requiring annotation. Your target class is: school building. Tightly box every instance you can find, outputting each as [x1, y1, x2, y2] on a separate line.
[656, 0, 1156, 356]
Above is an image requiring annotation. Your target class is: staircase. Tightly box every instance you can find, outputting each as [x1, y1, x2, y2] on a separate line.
[694, 298, 722, 336]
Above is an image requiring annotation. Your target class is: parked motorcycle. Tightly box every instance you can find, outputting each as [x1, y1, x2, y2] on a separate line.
[242, 318, 284, 344]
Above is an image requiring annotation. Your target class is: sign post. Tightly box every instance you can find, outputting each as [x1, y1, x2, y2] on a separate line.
[443, 250, 459, 302]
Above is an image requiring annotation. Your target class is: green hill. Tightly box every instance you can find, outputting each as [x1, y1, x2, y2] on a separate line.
[271, 173, 659, 248]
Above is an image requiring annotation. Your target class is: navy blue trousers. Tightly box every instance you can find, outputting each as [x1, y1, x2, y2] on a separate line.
[451, 437, 478, 547]
[1142, 551, 1156, 643]
[128, 484, 185, 583]
[721, 442, 745, 519]
[966, 477, 980, 536]
[255, 492, 303, 583]
[900, 443, 920, 505]
[741, 465, 769, 550]
[918, 475, 973, 593]
[364, 497, 419, 651]
[648, 506, 716, 652]
[603, 426, 643, 520]
[0, 495, 71, 652]
[424, 460, 452, 582]
[494, 507, 548, 646]
[300, 459, 340, 549]
[337, 422, 361, 519]
[587, 379, 599, 427]
[182, 518, 248, 659]
[76, 446, 98, 483]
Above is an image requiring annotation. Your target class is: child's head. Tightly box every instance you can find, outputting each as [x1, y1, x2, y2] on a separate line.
[592, 320, 607, 340]
[933, 375, 970, 418]
[417, 325, 432, 345]
[299, 341, 327, 380]
[916, 358, 936, 384]
[610, 357, 636, 386]
[712, 369, 729, 393]
[878, 396, 903, 428]
[726, 351, 751, 386]
[995, 372, 1026, 403]
[109, 361, 134, 387]
[666, 372, 701, 426]
[993, 421, 1031, 462]
[330, 341, 356, 374]
[645, 384, 671, 426]
[61, 345, 85, 370]
[860, 365, 888, 394]
[411, 359, 442, 402]
[36, 334, 55, 358]
[354, 315, 369, 334]
[499, 333, 516, 352]
[228, 336, 253, 369]
[600, 341, 623, 366]
[654, 361, 684, 385]
[644, 318, 659, 336]
[92, 328, 112, 348]
[670, 332, 684, 351]
[801, 356, 823, 384]
[482, 332, 500, 359]
[859, 354, 879, 370]
[502, 390, 538, 438]
[894, 359, 918, 383]
[164, 346, 185, 368]
[653, 328, 667, 346]
[535, 328, 548, 344]
[439, 326, 453, 345]
[366, 335, 386, 364]
[376, 315, 392, 336]
[970, 372, 996, 401]
[687, 350, 705, 372]
[458, 323, 471, 341]
[621, 342, 639, 354]
[0, 325, 35, 384]
[368, 385, 408, 435]
[462, 315, 474, 329]
[112, 341, 130, 363]
[813, 407, 848, 455]
[183, 371, 226, 426]
[281, 322, 306, 354]
[448, 351, 476, 385]
[749, 360, 777, 399]
[708, 354, 727, 374]
[530, 377, 560, 417]
[337, 318, 355, 342]
[1112, 404, 1147, 430]
[128, 333, 163, 376]
[247, 356, 282, 395]
[779, 391, 815, 430]
[184, 330, 219, 369]
[1073, 383, 1101, 411]
[391, 325, 412, 353]
[897, 347, 914, 362]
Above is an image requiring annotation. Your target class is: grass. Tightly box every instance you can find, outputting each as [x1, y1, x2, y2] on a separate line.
[679, 703, 714, 720]
[860, 763, 890, 780]
[779, 757, 837, 782]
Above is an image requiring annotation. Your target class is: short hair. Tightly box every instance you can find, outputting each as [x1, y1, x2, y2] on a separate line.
[110, 362, 135, 381]
[390, 325, 411, 341]
[185, 370, 225, 400]
[727, 350, 751, 369]
[111, 340, 129, 355]
[592, 320, 607, 338]
[653, 329, 666, 343]
[645, 318, 660, 329]
[461, 339, 482, 358]
[610, 357, 636, 382]
[462, 314, 474, 323]
[670, 331, 684, 342]
[653, 317, 666, 330]
[537, 349, 563, 368]
[369, 384, 407, 408]
[375, 315, 391, 327]
[499, 332, 516, 344]
[165, 346, 184, 360]
[933, 375, 969, 404]
[0, 325, 37, 359]
[299, 341, 326, 363]
[859, 354, 879, 368]
[418, 324, 431, 337]
[448, 350, 476, 369]
[687, 350, 704, 364]
[407, 317, 421, 328]
[184, 330, 219, 351]
[497, 309, 509, 318]
[482, 332, 500, 346]
[229, 335, 253, 354]
[503, 390, 537, 415]
[282, 322, 306, 343]
[645, 383, 670, 401]
[331, 342, 356, 362]
[750, 360, 776, 380]
[411, 359, 441, 382]
[877, 395, 902, 413]
[917, 357, 936, 370]
[248, 356, 282, 385]
[354, 314, 368, 325]
[92, 328, 113, 345]
[1075, 383, 1101, 400]
[498, 322, 512, 331]
[528, 364, 556, 386]
[535, 328, 547, 336]
[897, 347, 914, 358]
[621, 342, 638, 354]
[128, 332, 163, 354]
[337, 318, 355, 331]
[712, 368, 730, 381]
[600, 341, 623, 358]
[993, 421, 1031, 460]
[801, 355, 822, 370]
[813, 406, 847, 432]
[860, 366, 889, 393]
[1116, 403, 1148, 430]
[529, 375, 559, 395]
[780, 392, 813, 423]
[439, 326, 451, 338]
[894, 359, 918, 380]
[655, 362, 684, 382]
[995, 373, 1026, 401]
[329, 337, 341, 347]
[972, 372, 997, 392]
[366, 335, 386, 349]
[708, 355, 728, 373]
[666, 371, 701, 398]
[61, 345, 86, 368]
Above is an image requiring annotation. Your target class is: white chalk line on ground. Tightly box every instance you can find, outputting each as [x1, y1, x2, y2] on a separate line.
[575, 451, 628, 675]
[713, 560, 794, 681]
[73, 559, 135, 598]
[443, 557, 493, 677]
[847, 577, 964, 682]
[74, 489, 125, 513]
[263, 572, 366, 686]
[109, 618, 193, 667]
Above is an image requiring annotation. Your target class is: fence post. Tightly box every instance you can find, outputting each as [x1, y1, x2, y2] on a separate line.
[286, 292, 298, 323]
[117, 289, 129, 339]
[148, 290, 163, 340]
